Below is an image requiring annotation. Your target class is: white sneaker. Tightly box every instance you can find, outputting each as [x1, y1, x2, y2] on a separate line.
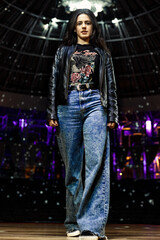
[67, 230, 81, 237]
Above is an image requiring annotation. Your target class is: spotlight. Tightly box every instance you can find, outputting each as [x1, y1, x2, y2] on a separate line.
[112, 18, 119, 26]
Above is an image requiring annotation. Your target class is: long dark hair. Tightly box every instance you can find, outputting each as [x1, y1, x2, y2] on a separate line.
[62, 9, 109, 52]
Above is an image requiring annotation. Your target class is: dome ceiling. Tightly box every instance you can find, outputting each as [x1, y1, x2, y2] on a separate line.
[0, 0, 160, 98]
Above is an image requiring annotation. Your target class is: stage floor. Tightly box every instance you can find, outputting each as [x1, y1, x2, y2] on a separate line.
[0, 223, 160, 240]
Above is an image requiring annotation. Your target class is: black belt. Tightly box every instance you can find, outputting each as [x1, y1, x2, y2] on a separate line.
[69, 83, 96, 91]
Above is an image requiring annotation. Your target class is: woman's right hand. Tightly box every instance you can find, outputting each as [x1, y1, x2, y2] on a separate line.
[48, 119, 58, 127]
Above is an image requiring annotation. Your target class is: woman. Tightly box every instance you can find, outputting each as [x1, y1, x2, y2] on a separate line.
[47, 9, 118, 240]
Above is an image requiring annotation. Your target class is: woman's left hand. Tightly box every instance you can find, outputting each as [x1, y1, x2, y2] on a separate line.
[107, 122, 116, 129]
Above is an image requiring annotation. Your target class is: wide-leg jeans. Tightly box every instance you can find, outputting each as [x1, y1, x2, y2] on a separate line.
[57, 89, 110, 238]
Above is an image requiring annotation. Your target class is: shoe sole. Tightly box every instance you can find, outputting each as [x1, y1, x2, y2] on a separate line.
[67, 230, 81, 237]
[79, 236, 108, 240]
[79, 236, 98, 240]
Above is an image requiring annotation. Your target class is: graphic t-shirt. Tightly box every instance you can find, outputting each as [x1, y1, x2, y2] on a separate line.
[69, 44, 99, 86]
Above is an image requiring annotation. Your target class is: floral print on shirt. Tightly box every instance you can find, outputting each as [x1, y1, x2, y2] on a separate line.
[70, 49, 98, 84]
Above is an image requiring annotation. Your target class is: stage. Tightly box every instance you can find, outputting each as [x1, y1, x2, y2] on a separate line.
[0, 223, 160, 240]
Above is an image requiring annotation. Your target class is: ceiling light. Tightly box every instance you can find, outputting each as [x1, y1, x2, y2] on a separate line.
[112, 17, 120, 26]
[59, 0, 114, 16]
[69, 0, 92, 11]
[51, 17, 58, 29]
[43, 24, 49, 30]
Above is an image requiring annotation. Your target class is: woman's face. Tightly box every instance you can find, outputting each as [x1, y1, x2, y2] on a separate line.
[75, 13, 93, 44]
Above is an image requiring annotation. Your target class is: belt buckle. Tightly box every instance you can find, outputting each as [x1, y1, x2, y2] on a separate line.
[86, 83, 89, 89]
[77, 83, 83, 91]
[77, 83, 89, 91]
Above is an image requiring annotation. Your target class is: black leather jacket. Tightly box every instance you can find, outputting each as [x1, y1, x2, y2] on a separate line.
[47, 45, 118, 126]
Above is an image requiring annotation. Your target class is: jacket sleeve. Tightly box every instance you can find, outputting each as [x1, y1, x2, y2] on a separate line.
[46, 48, 61, 121]
[106, 53, 119, 127]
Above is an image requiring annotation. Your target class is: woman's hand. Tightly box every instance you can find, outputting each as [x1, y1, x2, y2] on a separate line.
[107, 122, 116, 129]
[48, 119, 58, 127]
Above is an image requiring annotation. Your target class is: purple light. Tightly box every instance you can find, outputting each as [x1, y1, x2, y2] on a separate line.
[153, 153, 160, 175]
[12, 121, 17, 126]
[142, 151, 147, 179]
[46, 125, 53, 145]
[117, 168, 122, 180]
[48, 172, 51, 179]
[19, 119, 27, 130]
[112, 152, 116, 172]
[146, 119, 152, 136]
[118, 125, 124, 146]
[118, 125, 123, 129]
[153, 122, 158, 128]
[123, 130, 132, 136]
[36, 150, 42, 158]
[0, 115, 8, 129]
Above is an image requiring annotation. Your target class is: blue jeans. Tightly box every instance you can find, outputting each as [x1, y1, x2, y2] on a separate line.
[57, 89, 110, 238]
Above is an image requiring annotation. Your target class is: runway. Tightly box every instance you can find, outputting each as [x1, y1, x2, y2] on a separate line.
[0, 223, 160, 240]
